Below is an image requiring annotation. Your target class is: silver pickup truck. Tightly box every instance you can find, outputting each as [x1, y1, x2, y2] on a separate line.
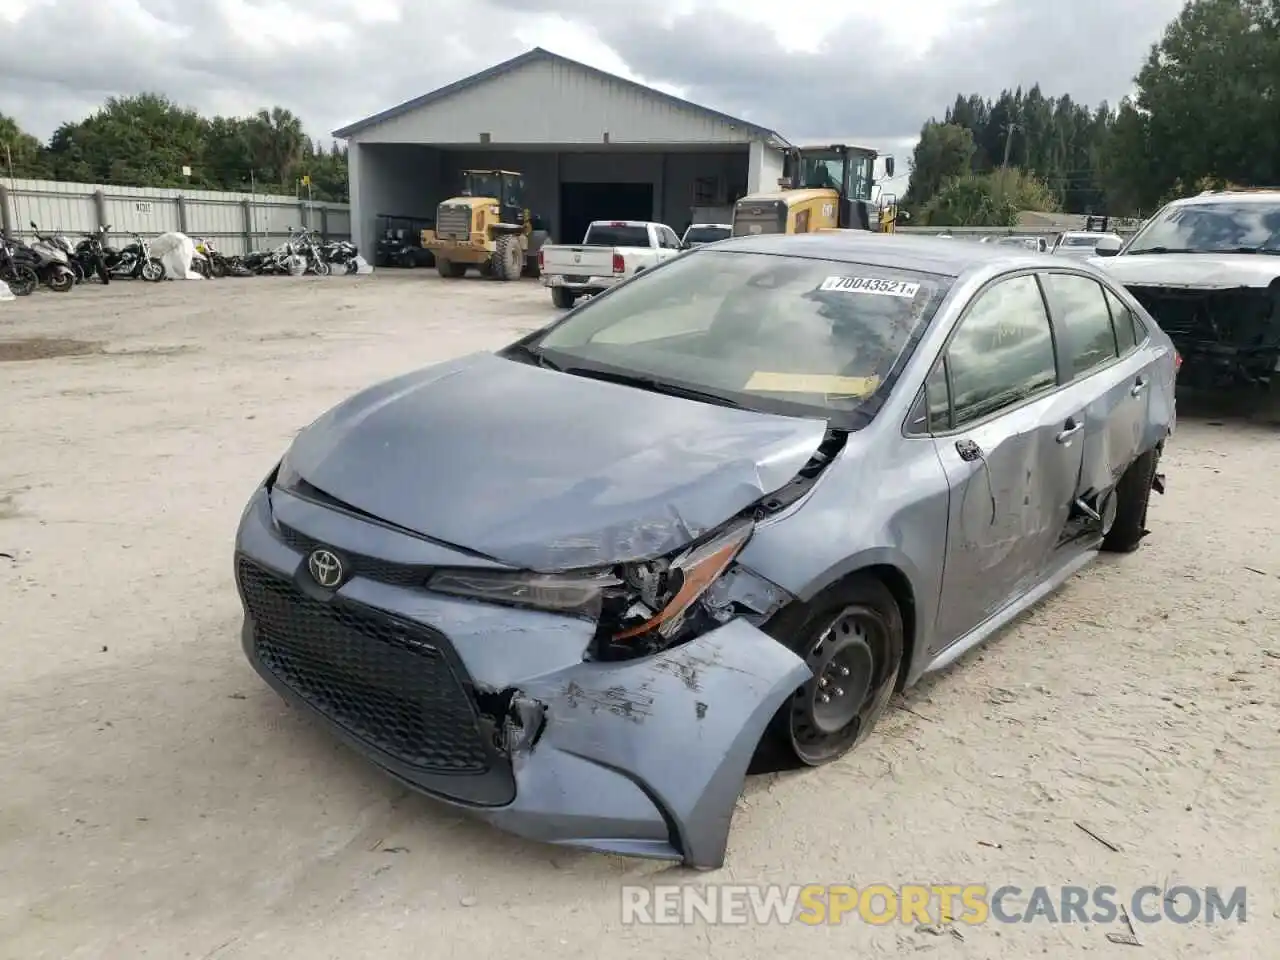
[538, 220, 683, 308]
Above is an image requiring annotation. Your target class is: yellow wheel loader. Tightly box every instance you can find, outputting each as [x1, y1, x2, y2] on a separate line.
[731, 145, 907, 237]
[421, 170, 547, 280]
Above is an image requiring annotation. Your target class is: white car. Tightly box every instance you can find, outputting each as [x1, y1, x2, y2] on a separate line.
[1052, 230, 1124, 259]
[681, 223, 732, 247]
[1089, 189, 1280, 414]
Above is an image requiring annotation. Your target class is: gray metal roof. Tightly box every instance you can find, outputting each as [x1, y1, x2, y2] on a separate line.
[333, 47, 782, 142]
[712, 232, 1066, 277]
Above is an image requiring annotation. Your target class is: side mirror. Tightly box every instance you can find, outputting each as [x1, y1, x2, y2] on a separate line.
[1093, 236, 1123, 257]
[884, 156, 896, 178]
[29, 221, 37, 229]
[898, 209, 912, 222]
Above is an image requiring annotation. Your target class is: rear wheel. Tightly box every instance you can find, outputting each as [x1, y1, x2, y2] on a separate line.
[1102, 448, 1160, 553]
[209, 257, 227, 279]
[492, 235, 522, 281]
[759, 576, 904, 768]
[551, 285, 576, 309]
[436, 259, 467, 279]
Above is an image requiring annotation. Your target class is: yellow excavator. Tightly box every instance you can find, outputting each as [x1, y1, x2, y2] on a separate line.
[421, 169, 547, 280]
[731, 144, 906, 237]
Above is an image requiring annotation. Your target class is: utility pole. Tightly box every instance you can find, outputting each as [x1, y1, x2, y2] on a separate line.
[1001, 122, 1018, 169]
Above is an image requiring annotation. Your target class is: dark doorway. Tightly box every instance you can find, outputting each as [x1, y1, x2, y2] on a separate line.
[558, 182, 654, 244]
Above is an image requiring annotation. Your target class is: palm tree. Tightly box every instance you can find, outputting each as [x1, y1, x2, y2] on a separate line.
[249, 107, 305, 187]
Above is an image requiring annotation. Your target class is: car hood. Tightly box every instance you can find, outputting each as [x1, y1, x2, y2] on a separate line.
[284, 351, 829, 571]
[1090, 253, 1280, 289]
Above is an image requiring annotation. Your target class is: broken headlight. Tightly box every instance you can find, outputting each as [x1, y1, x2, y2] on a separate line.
[427, 568, 622, 619]
[425, 519, 754, 651]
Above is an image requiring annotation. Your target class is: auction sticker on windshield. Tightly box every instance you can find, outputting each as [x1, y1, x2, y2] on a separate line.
[820, 276, 921, 298]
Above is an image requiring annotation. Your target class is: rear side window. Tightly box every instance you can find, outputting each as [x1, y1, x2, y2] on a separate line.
[1104, 287, 1143, 350]
[1041, 273, 1118, 377]
[946, 274, 1058, 427]
[584, 225, 650, 247]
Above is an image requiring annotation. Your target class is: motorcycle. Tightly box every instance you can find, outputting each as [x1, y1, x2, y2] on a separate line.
[285, 226, 330, 276]
[71, 230, 112, 284]
[193, 238, 229, 278]
[26, 222, 77, 292]
[321, 238, 359, 274]
[0, 235, 39, 296]
[99, 226, 166, 281]
[47, 234, 86, 283]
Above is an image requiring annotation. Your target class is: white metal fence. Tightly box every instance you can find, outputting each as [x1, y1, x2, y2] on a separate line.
[0, 178, 351, 256]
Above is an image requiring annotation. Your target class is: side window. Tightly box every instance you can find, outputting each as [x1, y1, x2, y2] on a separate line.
[1042, 273, 1119, 377]
[663, 227, 681, 249]
[947, 275, 1058, 428]
[926, 361, 951, 432]
[1104, 287, 1137, 354]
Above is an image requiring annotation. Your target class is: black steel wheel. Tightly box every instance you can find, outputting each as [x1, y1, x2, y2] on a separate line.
[2, 266, 38, 296]
[761, 576, 904, 768]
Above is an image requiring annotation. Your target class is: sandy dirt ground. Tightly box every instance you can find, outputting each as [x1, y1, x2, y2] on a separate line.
[1, 273, 1277, 959]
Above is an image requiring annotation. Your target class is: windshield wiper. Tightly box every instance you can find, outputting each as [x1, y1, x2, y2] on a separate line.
[503, 341, 560, 370]
[562, 366, 744, 408]
[1228, 246, 1280, 255]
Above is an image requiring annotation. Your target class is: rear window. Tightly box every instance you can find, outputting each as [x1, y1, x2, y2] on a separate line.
[684, 226, 731, 244]
[534, 250, 952, 426]
[583, 225, 650, 247]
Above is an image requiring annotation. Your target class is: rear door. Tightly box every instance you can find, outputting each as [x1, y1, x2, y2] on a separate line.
[1038, 271, 1153, 507]
[928, 273, 1085, 647]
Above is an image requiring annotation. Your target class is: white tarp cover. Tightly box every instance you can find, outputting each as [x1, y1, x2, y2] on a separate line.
[151, 232, 203, 280]
[0, 279, 13, 301]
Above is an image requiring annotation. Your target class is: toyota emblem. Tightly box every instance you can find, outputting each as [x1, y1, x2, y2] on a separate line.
[307, 548, 344, 588]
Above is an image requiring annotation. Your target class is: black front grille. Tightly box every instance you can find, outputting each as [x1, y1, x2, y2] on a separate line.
[277, 524, 427, 587]
[436, 204, 472, 241]
[237, 557, 492, 775]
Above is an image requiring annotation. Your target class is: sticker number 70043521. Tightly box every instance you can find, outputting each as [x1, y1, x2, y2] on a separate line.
[820, 276, 921, 298]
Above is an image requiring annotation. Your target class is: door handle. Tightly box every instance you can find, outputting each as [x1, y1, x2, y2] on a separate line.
[1130, 377, 1148, 397]
[1056, 420, 1083, 444]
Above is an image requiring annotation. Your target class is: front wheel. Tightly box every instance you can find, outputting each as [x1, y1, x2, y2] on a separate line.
[141, 258, 165, 282]
[311, 259, 331, 277]
[45, 268, 75, 293]
[759, 576, 904, 768]
[436, 259, 467, 279]
[550, 285, 576, 309]
[2, 266, 38, 296]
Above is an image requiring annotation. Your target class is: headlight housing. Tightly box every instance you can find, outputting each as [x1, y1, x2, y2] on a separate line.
[427, 519, 754, 655]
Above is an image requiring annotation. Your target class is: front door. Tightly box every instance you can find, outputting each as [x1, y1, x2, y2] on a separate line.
[929, 273, 1084, 649]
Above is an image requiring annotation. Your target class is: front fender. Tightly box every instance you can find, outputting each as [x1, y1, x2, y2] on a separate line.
[518, 618, 811, 869]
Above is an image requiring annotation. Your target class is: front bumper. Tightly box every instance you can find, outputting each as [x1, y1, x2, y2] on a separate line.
[234, 484, 809, 869]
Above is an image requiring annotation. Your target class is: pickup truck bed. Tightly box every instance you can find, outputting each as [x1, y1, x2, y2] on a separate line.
[538, 220, 682, 308]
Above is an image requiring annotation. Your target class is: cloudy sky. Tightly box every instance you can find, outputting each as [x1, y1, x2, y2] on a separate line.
[2, 0, 1184, 188]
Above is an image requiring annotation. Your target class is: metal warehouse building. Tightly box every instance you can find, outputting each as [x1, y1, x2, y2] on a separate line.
[334, 48, 790, 256]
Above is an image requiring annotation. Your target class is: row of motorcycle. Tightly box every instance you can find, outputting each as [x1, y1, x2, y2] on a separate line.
[0, 223, 360, 296]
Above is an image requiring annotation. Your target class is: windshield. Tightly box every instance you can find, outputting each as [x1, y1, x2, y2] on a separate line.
[531, 250, 952, 426]
[461, 172, 502, 199]
[1125, 200, 1280, 254]
[683, 226, 731, 244]
[798, 155, 846, 191]
[583, 224, 649, 247]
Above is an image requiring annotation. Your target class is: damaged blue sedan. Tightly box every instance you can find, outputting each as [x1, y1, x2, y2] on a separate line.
[234, 233, 1177, 869]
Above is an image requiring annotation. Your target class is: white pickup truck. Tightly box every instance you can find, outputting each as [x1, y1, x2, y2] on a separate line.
[538, 220, 683, 308]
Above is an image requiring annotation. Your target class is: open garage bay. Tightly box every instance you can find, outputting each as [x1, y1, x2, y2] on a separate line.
[1, 274, 1277, 959]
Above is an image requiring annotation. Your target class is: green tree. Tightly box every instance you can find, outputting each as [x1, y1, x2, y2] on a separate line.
[0, 113, 51, 178]
[247, 106, 306, 188]
[922, 169, 1059, 227]
[902, 122, 976, 213]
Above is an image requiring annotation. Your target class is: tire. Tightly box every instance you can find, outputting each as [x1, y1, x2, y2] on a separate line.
[141, 258, 165, 282]
[1101, 448, 1160, 553]
[45, 268, 74, 293]
[69, 261, 86, 284]
[492, 235, 522, 281]
[758, 575, 905, 768]
[192, 259, 210, 278]
[344, 259, 358, 275]
[312, 259, 331, 277]
[209, 257, 227, 279]
[436, 259, 467, 279]
[551, 285, 576, 309]
[3, 266, 38, 296]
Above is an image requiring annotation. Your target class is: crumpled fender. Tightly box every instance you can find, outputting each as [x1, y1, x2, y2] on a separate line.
[517, 618, 811, 869]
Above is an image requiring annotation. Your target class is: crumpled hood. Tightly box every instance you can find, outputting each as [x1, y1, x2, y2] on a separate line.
[285, 351, 828, 571]
[1090, 253, 1280, 289]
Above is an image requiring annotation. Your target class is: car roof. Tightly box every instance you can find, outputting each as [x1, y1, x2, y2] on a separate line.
[710, 231, 1064, 278]
[1171, 190, 1280, 207]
